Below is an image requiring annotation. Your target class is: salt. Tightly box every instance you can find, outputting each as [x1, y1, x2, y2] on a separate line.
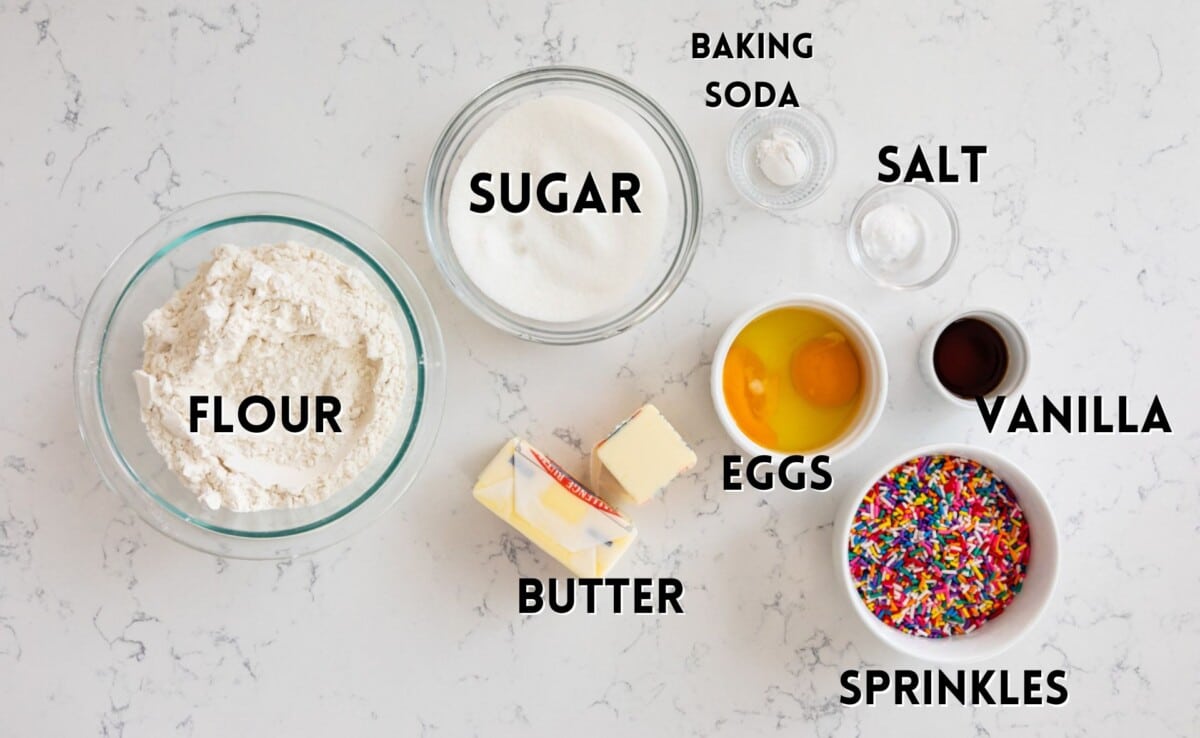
[860, 203, 923, 267]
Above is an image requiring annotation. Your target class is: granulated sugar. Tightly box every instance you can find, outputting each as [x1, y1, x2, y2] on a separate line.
[446, 95, 668, 323]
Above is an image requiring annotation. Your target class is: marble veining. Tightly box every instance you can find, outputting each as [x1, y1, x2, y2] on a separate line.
[1, 0, 1198, 735]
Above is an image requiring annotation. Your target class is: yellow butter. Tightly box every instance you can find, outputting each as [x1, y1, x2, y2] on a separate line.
[590, 404, 697, 505]
[474, 438, 637, 577]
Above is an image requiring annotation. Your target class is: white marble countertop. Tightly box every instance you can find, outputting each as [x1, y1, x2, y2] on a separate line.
[3, 0, 1198, 735]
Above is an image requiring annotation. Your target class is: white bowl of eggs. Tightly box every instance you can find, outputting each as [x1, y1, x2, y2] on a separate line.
[710, 294, 888, 464]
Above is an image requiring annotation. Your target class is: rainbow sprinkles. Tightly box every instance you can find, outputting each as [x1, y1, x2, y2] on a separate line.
[848, 454, 1031, 638]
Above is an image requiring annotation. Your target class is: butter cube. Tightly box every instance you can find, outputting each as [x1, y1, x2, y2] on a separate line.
[590, 404, 697, 505]
[474, 438, 636, 577]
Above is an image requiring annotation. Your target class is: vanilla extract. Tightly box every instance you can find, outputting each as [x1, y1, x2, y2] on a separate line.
[933, 317, 1008, 399]
[977, 395, 1171, 434]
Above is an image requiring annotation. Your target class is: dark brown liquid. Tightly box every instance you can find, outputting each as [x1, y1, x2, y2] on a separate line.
[933, 318, 1009, 399]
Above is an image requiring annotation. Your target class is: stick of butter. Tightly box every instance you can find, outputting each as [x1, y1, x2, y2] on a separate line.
[474, 438, 637, 577]
[590, 404, 697, 505]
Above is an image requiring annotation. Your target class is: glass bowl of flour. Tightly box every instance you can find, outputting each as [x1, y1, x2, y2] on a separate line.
[74, 192, 446, 558]
[424, 66, 702, 344]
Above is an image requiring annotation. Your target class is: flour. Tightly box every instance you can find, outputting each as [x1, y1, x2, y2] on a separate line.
[447, 95, 669, 323]
[134, 242, 406, 512]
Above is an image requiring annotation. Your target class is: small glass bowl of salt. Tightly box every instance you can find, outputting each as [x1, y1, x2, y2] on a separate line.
[727, 106, 836, 210]
[847, 183, 959, 290]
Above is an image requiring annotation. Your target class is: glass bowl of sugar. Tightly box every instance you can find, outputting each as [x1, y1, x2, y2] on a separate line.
[74, 192, 446, 559]
[424, 65, 703, 344]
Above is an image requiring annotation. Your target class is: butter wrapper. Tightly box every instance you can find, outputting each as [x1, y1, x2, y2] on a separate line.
[474, 438, 636, 577]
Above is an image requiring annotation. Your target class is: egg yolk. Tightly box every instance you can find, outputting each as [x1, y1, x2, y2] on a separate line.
[722, 345, 778, 446]
[790, 332, 861, 408]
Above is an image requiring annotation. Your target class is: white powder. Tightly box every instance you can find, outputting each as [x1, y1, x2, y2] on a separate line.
[861, 202, 923, 266]
[754, 128, 808, 187]
[133, 242, 406, 512]
[446, 95, 668, 323]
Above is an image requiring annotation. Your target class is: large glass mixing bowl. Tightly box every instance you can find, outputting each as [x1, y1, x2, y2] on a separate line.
[74, 192, 446, 559]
